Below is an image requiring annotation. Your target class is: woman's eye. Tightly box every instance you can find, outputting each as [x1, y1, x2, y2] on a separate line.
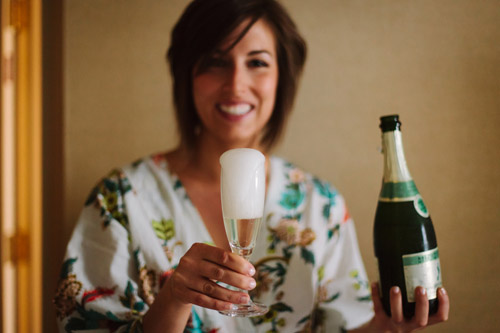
[249, 59, 269, 68]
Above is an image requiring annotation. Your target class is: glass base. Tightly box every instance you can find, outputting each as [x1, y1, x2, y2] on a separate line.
[219, 301, 269, 317]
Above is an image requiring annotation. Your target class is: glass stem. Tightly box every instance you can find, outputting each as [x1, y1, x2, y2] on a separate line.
[240, 254, 252, 304]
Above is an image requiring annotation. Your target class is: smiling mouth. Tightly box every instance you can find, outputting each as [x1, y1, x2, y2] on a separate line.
[218, 103, 253, 116]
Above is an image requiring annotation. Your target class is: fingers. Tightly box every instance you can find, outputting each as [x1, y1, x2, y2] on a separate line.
[168, 243, 256, 311]
[189, 243, 255, 276]
[171, 280, 236, 311]
[389, 286, 404, 324]
[183, 243, 256, 289]
[186, 275, 249, 307]
[391, 286, 430, 330]
[428, 287, 449, 325]
[413, 287, 429, 328]
[373, 284, 449, 332]
[200, 260, 256, 290]
[169, 268, 248, 311]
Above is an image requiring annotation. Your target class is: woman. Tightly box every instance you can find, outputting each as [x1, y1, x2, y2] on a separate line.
[54, 0, 449, 332]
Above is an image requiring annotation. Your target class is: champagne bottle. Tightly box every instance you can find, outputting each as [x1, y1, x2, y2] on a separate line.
[373, 115, 442, 318]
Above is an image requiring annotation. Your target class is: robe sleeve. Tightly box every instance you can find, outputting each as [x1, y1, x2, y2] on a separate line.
[317, 190, 374, 331]
[54, 170, 147, 332]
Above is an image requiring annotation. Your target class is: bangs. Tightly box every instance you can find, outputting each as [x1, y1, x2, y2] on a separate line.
[193, 16, 262, 76]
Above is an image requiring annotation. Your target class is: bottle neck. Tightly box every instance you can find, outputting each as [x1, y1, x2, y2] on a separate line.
[382, 129, 412, 183]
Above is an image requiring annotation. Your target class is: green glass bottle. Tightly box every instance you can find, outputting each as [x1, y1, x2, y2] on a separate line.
[373, 115, 442, 318]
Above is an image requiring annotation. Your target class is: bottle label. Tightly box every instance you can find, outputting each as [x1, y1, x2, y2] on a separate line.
[379, 181, 429, 218]
[380, 180, 419, 200]
[402, 248, 442, 302]
[413, 194, 429, 218]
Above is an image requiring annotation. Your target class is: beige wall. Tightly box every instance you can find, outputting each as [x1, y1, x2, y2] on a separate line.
[60, 0, 500, 331]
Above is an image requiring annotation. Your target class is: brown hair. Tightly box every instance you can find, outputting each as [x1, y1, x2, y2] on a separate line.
[167, 0, 307, 151]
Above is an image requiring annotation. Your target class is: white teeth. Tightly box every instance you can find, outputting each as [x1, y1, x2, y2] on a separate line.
[219, 104, 252, 115]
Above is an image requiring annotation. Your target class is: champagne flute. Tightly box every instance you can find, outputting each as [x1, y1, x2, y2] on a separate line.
[219, 148, 269, 317]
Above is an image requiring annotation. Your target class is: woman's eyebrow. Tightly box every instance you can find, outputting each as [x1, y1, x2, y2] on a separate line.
[210, 49, 273, 57]
[248, 50, 273, 56]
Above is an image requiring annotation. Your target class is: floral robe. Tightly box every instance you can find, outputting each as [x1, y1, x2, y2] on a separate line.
[54, 154, 374, 332]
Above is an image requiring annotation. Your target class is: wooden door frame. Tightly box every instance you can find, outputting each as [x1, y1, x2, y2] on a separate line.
[1, 0, 44, 331]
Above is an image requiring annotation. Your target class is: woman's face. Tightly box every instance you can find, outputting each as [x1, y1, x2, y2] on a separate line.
[192, 19, 279, 149]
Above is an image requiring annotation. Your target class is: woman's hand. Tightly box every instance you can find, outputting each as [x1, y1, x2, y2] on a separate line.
[143, 243, 256, 332]
[354, 282, 449, 333]
[166, 242, 257, 309]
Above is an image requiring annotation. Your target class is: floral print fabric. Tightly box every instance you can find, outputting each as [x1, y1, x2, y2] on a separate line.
[54, 154, 373, 332]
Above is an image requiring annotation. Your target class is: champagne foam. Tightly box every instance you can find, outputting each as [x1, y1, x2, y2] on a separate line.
[220, 148, 266, 219]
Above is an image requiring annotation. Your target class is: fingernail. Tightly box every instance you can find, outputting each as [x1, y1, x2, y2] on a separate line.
[440, 287, 447, 296]
[249, 279, 256, 289]
[392, 286, 400, 294]
[248, 266, 256, 276]
[419, 287, 427, 296]
[225, 303, 233, 310]
[240, 295, 249, 304]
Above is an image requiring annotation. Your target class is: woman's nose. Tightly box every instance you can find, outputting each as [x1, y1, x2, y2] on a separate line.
[223, 64, 248, 94]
